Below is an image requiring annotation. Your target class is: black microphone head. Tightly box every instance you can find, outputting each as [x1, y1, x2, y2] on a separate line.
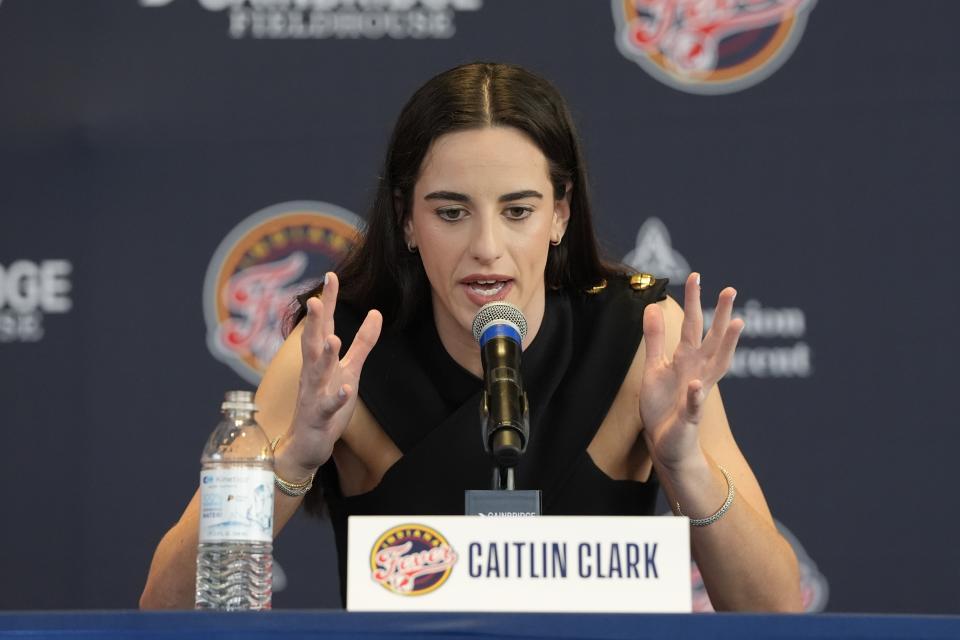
[471, 302, 528, 345]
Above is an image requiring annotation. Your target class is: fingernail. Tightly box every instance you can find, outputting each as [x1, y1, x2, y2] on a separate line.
[337, 386, 347, 399]
[695, 273, 701, 287]
[324, 272, 330, 286]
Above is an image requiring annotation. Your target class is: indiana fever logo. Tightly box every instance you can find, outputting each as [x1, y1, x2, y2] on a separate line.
[203, 201, 361, 384]
[370, 524, 458, 596]
[612, 0, 817, 94]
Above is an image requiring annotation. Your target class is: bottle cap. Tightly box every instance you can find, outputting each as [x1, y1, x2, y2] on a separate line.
[221, 389, 257, 412]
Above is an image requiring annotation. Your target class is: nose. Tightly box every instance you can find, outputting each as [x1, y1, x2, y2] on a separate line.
[469, 211, 503, 264]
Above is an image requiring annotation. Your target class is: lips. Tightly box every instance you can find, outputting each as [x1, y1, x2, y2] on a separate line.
[460, 274, 514, 306]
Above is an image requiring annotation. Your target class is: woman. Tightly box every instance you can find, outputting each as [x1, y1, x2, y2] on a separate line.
[141, 62, 801, 611]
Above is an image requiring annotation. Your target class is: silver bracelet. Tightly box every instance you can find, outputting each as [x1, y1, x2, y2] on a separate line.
[675, 465, 735, 527]
[270, 435, 316, 498]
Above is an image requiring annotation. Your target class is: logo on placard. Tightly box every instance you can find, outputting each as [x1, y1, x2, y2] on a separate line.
[203, 201, 361, 384]
[612, 0, 816, 94]
[140, 0, 483, 40]
[624, 217, 812, 378]
[370, 524, 458, 596]
[0, 260, 72, 343]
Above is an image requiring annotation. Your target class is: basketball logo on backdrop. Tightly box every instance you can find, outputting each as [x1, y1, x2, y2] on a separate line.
[612, 0, 817, 94]
[203, 201, 362, 384]
[370, 524, 458, 596]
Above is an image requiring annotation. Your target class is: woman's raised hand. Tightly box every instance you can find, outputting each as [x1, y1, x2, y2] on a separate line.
[283, 272, 382, 476]
[639, 272, 743, 473]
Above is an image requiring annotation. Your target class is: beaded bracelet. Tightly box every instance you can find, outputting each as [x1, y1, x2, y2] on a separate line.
[270, 435, 316, 498]
[675, 465, 735, 527]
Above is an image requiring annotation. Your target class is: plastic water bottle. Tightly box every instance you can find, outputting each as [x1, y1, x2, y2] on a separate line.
[195, 390, 274, 610]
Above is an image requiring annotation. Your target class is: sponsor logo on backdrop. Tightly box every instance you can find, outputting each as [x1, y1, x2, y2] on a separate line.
[612, 0, 816, 94]
[624, 217, 812, 378]
[371, 524, 458, 595]
[691, 519, 828, 611]
[203, 201, 361, 384]
[0, 260, 72, 343]
[141, 0, 482, 40]
[623, 218, 690, 284]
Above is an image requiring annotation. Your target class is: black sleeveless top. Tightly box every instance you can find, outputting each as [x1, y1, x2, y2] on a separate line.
[317, 275, 668, 604]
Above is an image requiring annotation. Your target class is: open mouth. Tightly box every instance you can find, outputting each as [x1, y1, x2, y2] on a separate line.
[467, 280, 508, 297]
[461, 276, 514, 304]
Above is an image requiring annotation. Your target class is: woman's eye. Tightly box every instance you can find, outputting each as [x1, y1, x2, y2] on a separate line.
[504, 206, 533, 220]
[436, 207, 467, 222]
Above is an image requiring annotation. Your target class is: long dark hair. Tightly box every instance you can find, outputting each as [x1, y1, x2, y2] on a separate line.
[290, 62, 617, 331]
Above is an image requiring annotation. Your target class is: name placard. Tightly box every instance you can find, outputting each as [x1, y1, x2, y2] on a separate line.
[347, 516, 691, 613]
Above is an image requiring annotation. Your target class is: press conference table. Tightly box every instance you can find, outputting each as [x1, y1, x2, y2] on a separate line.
[2, 610, 959, 640]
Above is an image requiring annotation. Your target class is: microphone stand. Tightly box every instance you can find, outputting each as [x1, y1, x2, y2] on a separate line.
[464, 391, 540, 516]
[493, 466, 515, 491]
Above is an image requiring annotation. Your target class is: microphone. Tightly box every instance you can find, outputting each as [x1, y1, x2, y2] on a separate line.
[472, 302, 530, 468]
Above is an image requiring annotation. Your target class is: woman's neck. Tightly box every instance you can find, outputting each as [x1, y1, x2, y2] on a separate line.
[431, 293, 546, 379]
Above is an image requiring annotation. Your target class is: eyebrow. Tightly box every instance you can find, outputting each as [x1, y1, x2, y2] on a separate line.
[423, 190, 544, 203]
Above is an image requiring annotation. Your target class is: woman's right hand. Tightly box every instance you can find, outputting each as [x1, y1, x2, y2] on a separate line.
[277, 272, 382, 479]
[140, 273, 379, 609]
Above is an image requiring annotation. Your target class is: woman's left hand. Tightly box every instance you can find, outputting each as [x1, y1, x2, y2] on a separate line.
[639, 272, 744, 472]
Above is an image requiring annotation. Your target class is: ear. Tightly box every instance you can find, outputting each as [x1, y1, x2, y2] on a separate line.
[403, 217, 415, 249]
[396, 190, 415, 248]
[552, 180, 572, 242]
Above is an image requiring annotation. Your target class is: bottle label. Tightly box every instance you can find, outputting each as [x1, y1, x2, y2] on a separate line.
[199, 468, 274, 543]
